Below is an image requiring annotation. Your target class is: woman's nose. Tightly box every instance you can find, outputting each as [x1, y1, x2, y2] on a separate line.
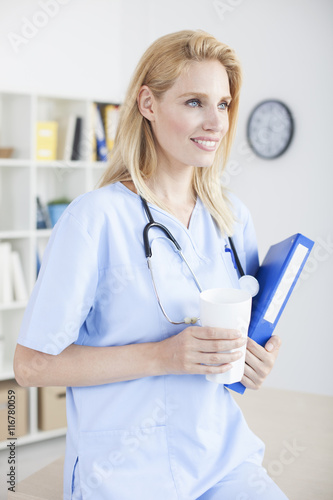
[202, 107, 228, 133]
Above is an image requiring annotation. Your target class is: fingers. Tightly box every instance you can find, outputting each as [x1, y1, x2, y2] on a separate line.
[193, 362, 233, 376]
[241, 336, 282, 390]
[196, 337, 247, 353]
[192, 326, 245, 351]
[196, 348, 244, 366]
[264, 335, 282, 353]
[241, 351, 267, 390]
[188, 327, 246, 357]
[168, 326, 246, 376]
[247, 336, 281, 367]
[246, 337, 267, 362]
[241, 369, 259, 390]
[193, 327, 242, 341]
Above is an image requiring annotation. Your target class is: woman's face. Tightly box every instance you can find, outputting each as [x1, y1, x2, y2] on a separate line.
[149, 60, 231, 173]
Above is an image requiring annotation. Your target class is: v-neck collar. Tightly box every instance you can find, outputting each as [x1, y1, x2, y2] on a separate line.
[116, 181, 201, 233]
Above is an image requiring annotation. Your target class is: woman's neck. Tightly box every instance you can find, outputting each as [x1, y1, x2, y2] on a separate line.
[145, 168, 196, 227]
[122, 168, 197, 228]
[147, 158, 194, 198]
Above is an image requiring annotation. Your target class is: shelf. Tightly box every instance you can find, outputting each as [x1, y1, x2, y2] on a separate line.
[35, 229, 53, 238]
[0, 427, 67, 450]
[0, 160, 106, 168]
[0, 159, 31, 167]
[0, 230, 53, 240]
[0, 230, 32, 239]
[0, 365, 14, 381]
[91, 161, 108, 168]
[36, 160, 107, 169]
[37, 166, 87, 205]
[0, 166, 31, 231]
[36, 160, 88, 169]
[0, 90, 118, 448]
[0, 301, 28, 311]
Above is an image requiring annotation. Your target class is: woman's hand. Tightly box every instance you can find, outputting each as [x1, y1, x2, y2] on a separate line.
[157, 326, 247, 376]
[241, 335, 282, 390]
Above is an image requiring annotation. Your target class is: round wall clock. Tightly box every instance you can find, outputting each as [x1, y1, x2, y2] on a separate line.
[247, 100, 294, 159]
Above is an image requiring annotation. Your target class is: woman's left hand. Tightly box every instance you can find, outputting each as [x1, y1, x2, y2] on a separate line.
[241, 335, 281, 390]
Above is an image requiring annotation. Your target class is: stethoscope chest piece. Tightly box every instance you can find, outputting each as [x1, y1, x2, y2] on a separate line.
[227, 237, 259, 297]
[238, 275, 260, 297]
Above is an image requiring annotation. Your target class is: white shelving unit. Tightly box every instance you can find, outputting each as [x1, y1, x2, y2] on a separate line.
[0, 91, 113, 450]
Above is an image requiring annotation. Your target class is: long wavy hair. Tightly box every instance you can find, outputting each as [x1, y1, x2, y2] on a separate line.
[99, 30, 242, 235]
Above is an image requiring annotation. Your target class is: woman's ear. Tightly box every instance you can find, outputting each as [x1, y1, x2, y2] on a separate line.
[137, 85, 155, 122]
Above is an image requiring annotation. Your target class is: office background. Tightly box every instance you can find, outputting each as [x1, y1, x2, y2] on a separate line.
[2, 0, 330, 396]
[0, 0, 332, 496]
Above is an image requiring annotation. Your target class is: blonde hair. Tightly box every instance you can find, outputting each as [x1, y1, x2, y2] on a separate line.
[99, 29, 242, 235]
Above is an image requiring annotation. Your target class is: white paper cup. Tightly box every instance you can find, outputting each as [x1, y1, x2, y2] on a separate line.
[200, 288, 252, 385]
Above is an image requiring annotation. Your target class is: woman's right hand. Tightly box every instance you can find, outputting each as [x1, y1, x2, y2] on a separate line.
[156, 326, 246, 376]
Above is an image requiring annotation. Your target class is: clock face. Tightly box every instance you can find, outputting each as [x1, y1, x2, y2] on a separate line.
[247, 100, 294, 159]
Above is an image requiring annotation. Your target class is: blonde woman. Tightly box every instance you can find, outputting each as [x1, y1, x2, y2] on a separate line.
[14, 30, 287, 499]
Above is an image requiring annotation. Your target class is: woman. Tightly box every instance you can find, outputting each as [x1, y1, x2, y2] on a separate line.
[14, 30, 287, 499]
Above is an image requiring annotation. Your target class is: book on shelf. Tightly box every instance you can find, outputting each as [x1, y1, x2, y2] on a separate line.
[90, 102, 120, 161]
[36, 121, 58, 161]
[0, 242, 28, 304]
[71, 117, 82, 161]
[11, 251, 29, 302]
[36, 249, 41, 278]
[59, 115, 83, 161]
[62, 114, 76, 161]
[103, 104, 120, 152]
[0, 243, 13, 303]
[95, 104, 108, 162]
[36, 196, 50, 229]
[90, 103, 97, 162]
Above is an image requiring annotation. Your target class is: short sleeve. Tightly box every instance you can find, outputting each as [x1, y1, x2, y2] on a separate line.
[17, 212, 98, 355]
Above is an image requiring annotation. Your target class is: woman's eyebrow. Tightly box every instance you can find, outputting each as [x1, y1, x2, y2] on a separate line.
[178, 92, 232, 101]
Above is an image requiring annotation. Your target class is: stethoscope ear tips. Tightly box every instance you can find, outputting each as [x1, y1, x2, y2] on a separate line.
[238, 275, 260, 297]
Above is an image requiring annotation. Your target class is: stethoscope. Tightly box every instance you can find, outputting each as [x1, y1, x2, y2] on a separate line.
[141, 196, 259, 325]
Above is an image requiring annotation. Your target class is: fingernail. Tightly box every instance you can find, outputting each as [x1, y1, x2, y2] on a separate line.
[266, 342, 274, 352]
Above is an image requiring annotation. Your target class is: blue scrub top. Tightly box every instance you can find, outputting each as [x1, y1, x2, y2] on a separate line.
[18, 182, 264, 500]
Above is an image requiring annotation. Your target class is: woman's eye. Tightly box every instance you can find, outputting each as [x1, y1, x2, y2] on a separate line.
[186, 99, 201, 107]
[218, 102, 229, 110]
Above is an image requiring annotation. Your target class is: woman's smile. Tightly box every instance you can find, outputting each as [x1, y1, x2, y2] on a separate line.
[191, 136, 220, 151]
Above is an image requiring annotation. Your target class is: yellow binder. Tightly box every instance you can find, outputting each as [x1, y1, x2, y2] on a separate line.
[36, 121, 58, 160]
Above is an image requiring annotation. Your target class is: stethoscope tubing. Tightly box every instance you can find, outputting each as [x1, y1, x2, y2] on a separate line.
[140, 196, 259, 324]
[141, 195, 243, 280]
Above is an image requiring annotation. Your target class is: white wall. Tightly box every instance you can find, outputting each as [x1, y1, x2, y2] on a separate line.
[0, 0, 123, 101]
[1, 0, 332, 395]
